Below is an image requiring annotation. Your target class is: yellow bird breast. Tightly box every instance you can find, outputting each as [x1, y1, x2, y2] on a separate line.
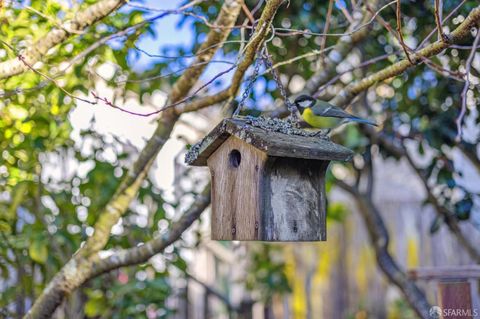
[302, 108, 337, 128]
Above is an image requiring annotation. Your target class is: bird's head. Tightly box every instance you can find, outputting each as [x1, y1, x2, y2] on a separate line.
[294, 95, 316, 113]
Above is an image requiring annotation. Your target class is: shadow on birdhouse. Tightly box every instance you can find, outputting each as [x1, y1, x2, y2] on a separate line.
[185, 116, 353, 242]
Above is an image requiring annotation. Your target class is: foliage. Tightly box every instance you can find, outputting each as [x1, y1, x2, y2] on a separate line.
[1, 0, 479, 317]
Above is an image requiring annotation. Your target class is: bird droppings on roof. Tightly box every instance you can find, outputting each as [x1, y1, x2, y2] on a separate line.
[185, 142, 203, 165]
[184, 116, 330, 165]
[242, 116, 330, 139]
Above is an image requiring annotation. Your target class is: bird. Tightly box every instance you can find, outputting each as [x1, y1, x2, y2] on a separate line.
[293, 94, 377, 129]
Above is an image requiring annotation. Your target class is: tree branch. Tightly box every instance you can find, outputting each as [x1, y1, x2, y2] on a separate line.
[335, 169, 431, 318]
[304, 0, 380, 96]
[395, 0, 414, 65]
[456, 29, 480, 140]
[24, 186, 210, 319]
[0, 0, 127, 79]
[88, 186, 211, 277]
[24, 0, 289, 316]
[80, 0, 242, 257]
[175, 0, 285, 114]
[24, 1, 243, 317]
[361, 126, 480, 263]
[330, 5, 480, 107]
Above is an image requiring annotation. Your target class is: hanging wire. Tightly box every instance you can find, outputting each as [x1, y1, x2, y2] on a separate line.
[232, 49, 264, 116]
[232, 23, 299, 121]
[232, 18, 265, 116]
[262, 47, 299, 123]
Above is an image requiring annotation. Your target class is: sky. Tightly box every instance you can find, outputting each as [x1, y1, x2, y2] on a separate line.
[126, 0, 195, 71]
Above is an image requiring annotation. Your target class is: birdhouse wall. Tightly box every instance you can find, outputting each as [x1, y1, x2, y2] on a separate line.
[261, 158, 328, 241]
[207, 135, 329, 241]
[207, 136, 267, 240]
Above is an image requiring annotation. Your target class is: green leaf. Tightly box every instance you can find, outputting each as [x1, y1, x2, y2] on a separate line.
[29, 237, 48, 264]
[85, 289, 107, 317]
[327, 202, 349, 222]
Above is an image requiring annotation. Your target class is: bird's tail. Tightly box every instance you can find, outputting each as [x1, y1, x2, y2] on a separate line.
[350, 116, 378, 126]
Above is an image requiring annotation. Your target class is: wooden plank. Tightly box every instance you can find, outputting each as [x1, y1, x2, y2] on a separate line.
[207, 136, 267, 240]
[438, 281, 473, 319]
[261, 158, 328, 241]
[408, 266, 480, 280]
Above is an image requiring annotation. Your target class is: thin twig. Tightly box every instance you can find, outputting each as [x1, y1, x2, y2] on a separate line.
[117, 60, 236, 83]
[92, 64, 237, 117]
[319, 0, 334, 63]
[260, 46, 335, 75]
[273, 0, 397, 38]
[126, 2, 250, 30]
[24, 5, 84, 35]
[241, 0, 255, 24]
[132, 41, 242, 59]
[335, 0, 354, 23]
[314, 52, 394, 97]
[396, 0, 414, 65]
[367, 4, 463, 82]
[434, 0, 448, 42]
[417, 0, 467, 49]
[15, 52, 96, 105]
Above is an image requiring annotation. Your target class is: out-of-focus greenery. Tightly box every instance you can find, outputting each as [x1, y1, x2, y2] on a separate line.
[1, 0, 479, 317]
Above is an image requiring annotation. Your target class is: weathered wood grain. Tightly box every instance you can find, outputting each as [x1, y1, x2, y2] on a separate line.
[207, 136, 267, 240]
[261, 158, 328, 241]
[192, 117, 351, 241]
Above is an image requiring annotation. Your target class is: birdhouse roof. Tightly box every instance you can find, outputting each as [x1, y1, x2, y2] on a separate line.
[185, 117, 354, 166]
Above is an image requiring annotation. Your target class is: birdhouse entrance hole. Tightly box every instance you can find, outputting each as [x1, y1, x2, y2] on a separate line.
[185, 116, 353, 242]
[229, 149, 241, 168]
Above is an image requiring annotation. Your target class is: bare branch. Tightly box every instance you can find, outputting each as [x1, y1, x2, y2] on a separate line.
[330, 5, 480, 108]
[305, 0, 381, 96]
[335, 170, 431, 318]
[361, 125, 480, 263]
[396, 0, 414, 65]
[418, 0, 467, 49]
[434, 0, 449, 42]
[319, 0, 334, 63]
[175, 0, 285, 114]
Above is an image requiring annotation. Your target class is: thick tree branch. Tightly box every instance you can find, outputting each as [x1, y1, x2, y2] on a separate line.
[176, 0, 285, 114]
[331, 5, 480, 107]
[335, 176, 431, 318]
[0, 0, 126, 79]
[81, 0, 242, 257]
[24, 0, 290, 316]
[361, 126, 480, 263]
[24, 1, 243, 317]
[89, 186, 211, 276]
[24, 186, 210, 319]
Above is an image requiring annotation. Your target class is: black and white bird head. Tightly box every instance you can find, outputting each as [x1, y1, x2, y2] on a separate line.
[294, 94, 316, 112]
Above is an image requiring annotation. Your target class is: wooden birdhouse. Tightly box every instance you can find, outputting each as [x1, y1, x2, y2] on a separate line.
[185, 117, 353, 241]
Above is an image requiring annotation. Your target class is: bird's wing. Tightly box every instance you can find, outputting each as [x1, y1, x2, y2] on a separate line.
[310, 101, 356, 119]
